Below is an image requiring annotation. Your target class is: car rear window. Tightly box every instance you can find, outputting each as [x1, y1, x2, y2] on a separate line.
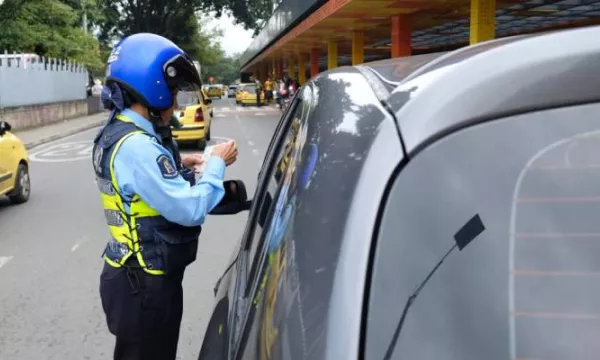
[366, 103, 600, 360]
[176, 91, 198, 107]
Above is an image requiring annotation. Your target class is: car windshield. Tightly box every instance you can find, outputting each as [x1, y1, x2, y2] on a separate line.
[244, 85, 257, 94]
[176, 91, 198, 107]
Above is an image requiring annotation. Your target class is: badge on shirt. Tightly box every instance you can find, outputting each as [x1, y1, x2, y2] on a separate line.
[157, 154, 178, 179]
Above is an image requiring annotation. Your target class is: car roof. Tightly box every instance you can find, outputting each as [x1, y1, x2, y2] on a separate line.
[360, 26, 600, 155]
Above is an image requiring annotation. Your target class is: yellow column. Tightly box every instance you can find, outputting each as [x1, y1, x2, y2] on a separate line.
[352, 31, 364, 65]
[298, 53, 306, 84]
[328, 40, 338, 69]
[470, 0, 496, 44]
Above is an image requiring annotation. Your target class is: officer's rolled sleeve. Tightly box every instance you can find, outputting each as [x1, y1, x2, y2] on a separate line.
[203, 156, 226, 180]
[114, 134, 226, 227]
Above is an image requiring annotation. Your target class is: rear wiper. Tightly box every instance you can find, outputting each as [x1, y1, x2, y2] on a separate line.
[382, 214, 486, 360]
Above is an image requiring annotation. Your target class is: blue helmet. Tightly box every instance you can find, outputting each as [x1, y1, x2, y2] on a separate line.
[105, 33, 201, 111]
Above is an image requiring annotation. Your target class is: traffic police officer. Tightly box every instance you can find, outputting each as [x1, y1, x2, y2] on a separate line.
[92, 33, 238, 360]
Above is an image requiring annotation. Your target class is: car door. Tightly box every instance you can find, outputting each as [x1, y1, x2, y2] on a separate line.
[0, 128, 15, 194]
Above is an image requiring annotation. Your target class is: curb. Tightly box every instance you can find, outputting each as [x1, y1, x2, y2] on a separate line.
[24, 119, 106, 150]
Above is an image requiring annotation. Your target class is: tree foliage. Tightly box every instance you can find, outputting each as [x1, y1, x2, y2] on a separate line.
[0, 0, 104, 72]
[198, 0, 274, 35]
[95, 0, 272, 63]
[203, 52, 242, 85]
[0, 0, 272, 77]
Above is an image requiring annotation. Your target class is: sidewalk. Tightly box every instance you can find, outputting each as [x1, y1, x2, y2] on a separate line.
[16, 111, 108, 149]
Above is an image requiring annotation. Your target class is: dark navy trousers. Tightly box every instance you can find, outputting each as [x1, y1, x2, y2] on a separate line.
[99, 261, 184, 360]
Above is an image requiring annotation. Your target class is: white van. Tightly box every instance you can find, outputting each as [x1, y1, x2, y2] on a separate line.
[0, 53, 41, 69]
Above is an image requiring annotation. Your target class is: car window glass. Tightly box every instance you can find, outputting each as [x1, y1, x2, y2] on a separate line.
[225, 95, 302, 354]
[177, 91, 199, 107]
[245, 99, 306, 286]
[230, 88, 313, 360]
[366, 103, 600, 360]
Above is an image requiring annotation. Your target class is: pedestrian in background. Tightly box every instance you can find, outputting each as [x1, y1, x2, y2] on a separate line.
[264, 76, 274, 104]
[93, 33, 238, 360]
[254, 76, 262, 107]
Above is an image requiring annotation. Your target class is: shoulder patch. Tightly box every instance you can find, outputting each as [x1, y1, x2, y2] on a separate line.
[157, 154, 178, 179]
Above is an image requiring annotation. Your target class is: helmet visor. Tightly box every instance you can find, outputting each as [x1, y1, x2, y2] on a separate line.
[163, 54, 202, 92]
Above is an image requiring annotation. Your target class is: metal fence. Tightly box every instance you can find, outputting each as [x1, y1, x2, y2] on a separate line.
[0, 53, 88, 108]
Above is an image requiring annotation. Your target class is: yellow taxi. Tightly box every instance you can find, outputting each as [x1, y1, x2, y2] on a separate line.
[171, 90, 213, 150]
[0, 121, 30, 204]
[235, 84, 250, 104]
[237, 83, 265, 106]
[207, 85, 223, 99]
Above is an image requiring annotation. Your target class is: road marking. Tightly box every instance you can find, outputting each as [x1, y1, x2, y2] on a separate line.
[252, 149, 260, 156]
[214, 113, 227, 118]
[255, 112, 266, 116]
[215, 106, 278, 114]
[248, 140, 254, 146]
[564, 140, 578, 168]
[30, 141, 94, 162]
[71, 237, 89, 252]
[0, 256, 14, 269]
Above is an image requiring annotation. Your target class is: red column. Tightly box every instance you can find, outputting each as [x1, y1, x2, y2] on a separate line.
[392, 15, 412, 58]
[277, 59, 284, 79]
[310, 48, 319, 77]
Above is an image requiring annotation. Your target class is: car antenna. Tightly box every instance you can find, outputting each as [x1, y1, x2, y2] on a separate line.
[382, 213, 486, 360]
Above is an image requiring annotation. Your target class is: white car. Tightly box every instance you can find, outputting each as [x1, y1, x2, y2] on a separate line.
[227, 85, 237, 98]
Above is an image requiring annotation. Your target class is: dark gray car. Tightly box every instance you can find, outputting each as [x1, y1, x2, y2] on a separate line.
[199, 26, 600, 360]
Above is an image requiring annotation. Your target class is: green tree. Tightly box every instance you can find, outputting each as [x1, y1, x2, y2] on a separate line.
[203, 52, 242, 85]
[199, 0, 274, 35]
[95, 0, 273, 59]
[0, 0, 104, 72]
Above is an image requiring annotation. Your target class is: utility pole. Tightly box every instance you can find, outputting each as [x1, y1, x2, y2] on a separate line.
[81, 0, 88, 34]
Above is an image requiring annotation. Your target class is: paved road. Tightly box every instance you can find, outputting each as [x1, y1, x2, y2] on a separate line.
[0, 98, 281, 360]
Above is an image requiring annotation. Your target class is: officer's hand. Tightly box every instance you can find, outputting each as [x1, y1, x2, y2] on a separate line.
[213, 140, 238, 166]
[181, 154, 204, 169]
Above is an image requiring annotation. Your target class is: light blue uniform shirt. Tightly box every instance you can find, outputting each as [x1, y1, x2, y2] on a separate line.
[112, 108, 226, 227]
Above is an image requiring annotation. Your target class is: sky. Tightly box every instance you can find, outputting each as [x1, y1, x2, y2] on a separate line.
[205, 12, 256, 57]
